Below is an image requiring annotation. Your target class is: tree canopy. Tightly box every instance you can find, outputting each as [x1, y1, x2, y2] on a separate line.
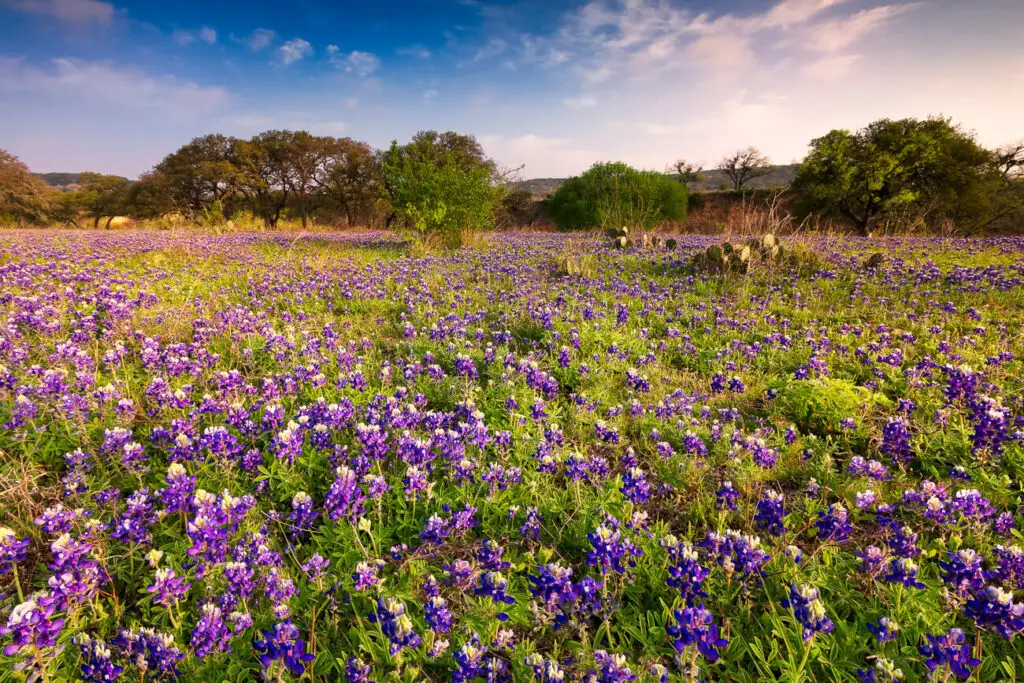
[791, 117, 1011, 234]
[548, 162, 687, 231]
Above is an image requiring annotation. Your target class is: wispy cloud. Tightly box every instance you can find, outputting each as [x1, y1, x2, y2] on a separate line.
[0, 0, 113, 24]
[245, 28, 276, 52]
[278, 38, 312, 66]
[552, 0, 918, 83]
[0, 56, 229, 116]
[172, 26, 217, 46]
[326, 47, 380, 76]
[397, 45, 432, 59]
[562, 94, 598, 110]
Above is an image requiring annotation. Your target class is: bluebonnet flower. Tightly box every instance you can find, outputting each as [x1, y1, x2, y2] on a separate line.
[856, 657, 904, 683]
[661, 536, 709, 605]
[754, 490, 786, 537]
[992, 545, 1024, 588]
[520, 507, 544, 541]
[716, 481, 739, 510]
[816, 504, 852, 542]
[111, 627, 184, 679]
[587, 522, 642, 574]
[524, 653, 566, 682]
[620, 467, 651, 505]
[424, 596, 454, 633]
[477, 539, 510, 571]
[783, 584, 834, 640]
[159, 463, 195, 513]
[591, 650, 638, 682]
[352, 560, 385, 592]
[75, 633, 123, 683]
[880, 417, 913, 464]
[453, 634, 488, 682]
[965, 585, 1024, 639]
[918, 628, 979, 680]
[667, 605, 729, 661]
[0, 527, 30, 575]
[867, 617, 900, 643]
[147, 567, 190, 608]
[702, 530, 770, 580]
[252, 619, 315, 676]
[324, 466, 366, 523]
[475, 571, 515, 616]
[1, 595, 65, 666]
[191, 602, 233, 658]
[289, 491, 319, 538]
[884, 558, 926, 589]
[345, 656, 375, 682]
[369, 598, 421, 655]
[939, 549, 986, 596]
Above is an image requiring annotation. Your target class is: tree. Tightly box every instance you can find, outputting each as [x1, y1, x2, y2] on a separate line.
[318, 138, 379, 227]
[381, 132, 504, 246]
[792, 117, 999, 234]
[548, 162, 687, 231]
[154, 134, 240, 219]
[233, 131, 296, 229]
[77, 172, 132, 229]
[671, 160, 705, 186]
[719, 147, 772, 191]
[0, 150, 52, 225]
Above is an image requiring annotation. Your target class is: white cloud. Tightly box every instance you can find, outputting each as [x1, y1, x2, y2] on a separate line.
[327, 47, 381, 76]
[397, 45, 432, 59]
[553, 0, 917, 83]
[422, 89, 438, 103]
[801, 53, 861, 81]
[478, 134, 600, 177]
[684, 34, 755, 72]
[278, 38, 312, 66]
[172, 26, 217, 46]
[246, 29, 275, 52]
[0, 57, 229, 116]
[474, 38, 508, 62]
[800, 4, 918, 53]
[0, 0, 113, 23]
[563, 94, 597, 109]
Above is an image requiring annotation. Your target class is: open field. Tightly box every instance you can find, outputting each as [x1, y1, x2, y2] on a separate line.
[1, 230, 1023, 682]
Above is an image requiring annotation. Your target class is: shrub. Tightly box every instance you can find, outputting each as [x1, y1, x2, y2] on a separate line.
[548, 162, 686, 231]
[382, 140, 504, 248]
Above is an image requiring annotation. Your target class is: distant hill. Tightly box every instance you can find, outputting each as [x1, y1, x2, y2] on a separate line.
[35, 172, 82, 188]
[513, 164, 799, 197]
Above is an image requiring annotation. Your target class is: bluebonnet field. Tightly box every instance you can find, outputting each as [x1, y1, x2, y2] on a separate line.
[1, 229, 1023, 683]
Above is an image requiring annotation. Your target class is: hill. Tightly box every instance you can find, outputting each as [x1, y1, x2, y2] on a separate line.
[34, 172, 81, 188]
[513, 164, 799, 197]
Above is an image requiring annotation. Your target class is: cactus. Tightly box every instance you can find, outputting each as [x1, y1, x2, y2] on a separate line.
[691, 233, 806, 276]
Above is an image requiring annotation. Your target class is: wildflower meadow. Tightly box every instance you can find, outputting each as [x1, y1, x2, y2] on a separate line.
[1, 229, 1023, 682]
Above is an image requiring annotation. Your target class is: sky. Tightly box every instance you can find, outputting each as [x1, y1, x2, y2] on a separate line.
[1, 0, 1022, 179]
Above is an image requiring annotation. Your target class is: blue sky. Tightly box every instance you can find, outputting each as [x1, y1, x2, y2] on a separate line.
[1, 0, 1022, 178]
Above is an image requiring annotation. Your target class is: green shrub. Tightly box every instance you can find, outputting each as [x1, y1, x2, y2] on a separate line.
[548, 161, 686, 231]
[776, 378, 891, 437]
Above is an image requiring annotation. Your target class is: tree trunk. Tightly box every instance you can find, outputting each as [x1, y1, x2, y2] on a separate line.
[385, 211, 397, 230]
[93, 216, 100, 230]
[345, 205, 353, 227]
[104, 216, 115, 230]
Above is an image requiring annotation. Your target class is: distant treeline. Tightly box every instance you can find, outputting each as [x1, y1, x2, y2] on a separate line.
[2, 115, 1022, 235]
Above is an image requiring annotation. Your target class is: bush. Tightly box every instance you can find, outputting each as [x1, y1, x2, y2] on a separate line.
[775, 378, 891, 437]
[548, 161, 686, 231]
[382, 140, 504, 248]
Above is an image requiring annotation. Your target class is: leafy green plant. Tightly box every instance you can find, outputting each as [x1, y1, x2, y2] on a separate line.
[548, 161, 687, 231]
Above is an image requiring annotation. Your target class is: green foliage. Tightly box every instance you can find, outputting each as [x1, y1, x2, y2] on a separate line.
[792, 117, 1001, 234]
[382, 134, 504, 247]
[77, 172, 132, 228]
[0, 149, 52, 225]
[775, 378, 891, 437]
[548, 161, 687, 231]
